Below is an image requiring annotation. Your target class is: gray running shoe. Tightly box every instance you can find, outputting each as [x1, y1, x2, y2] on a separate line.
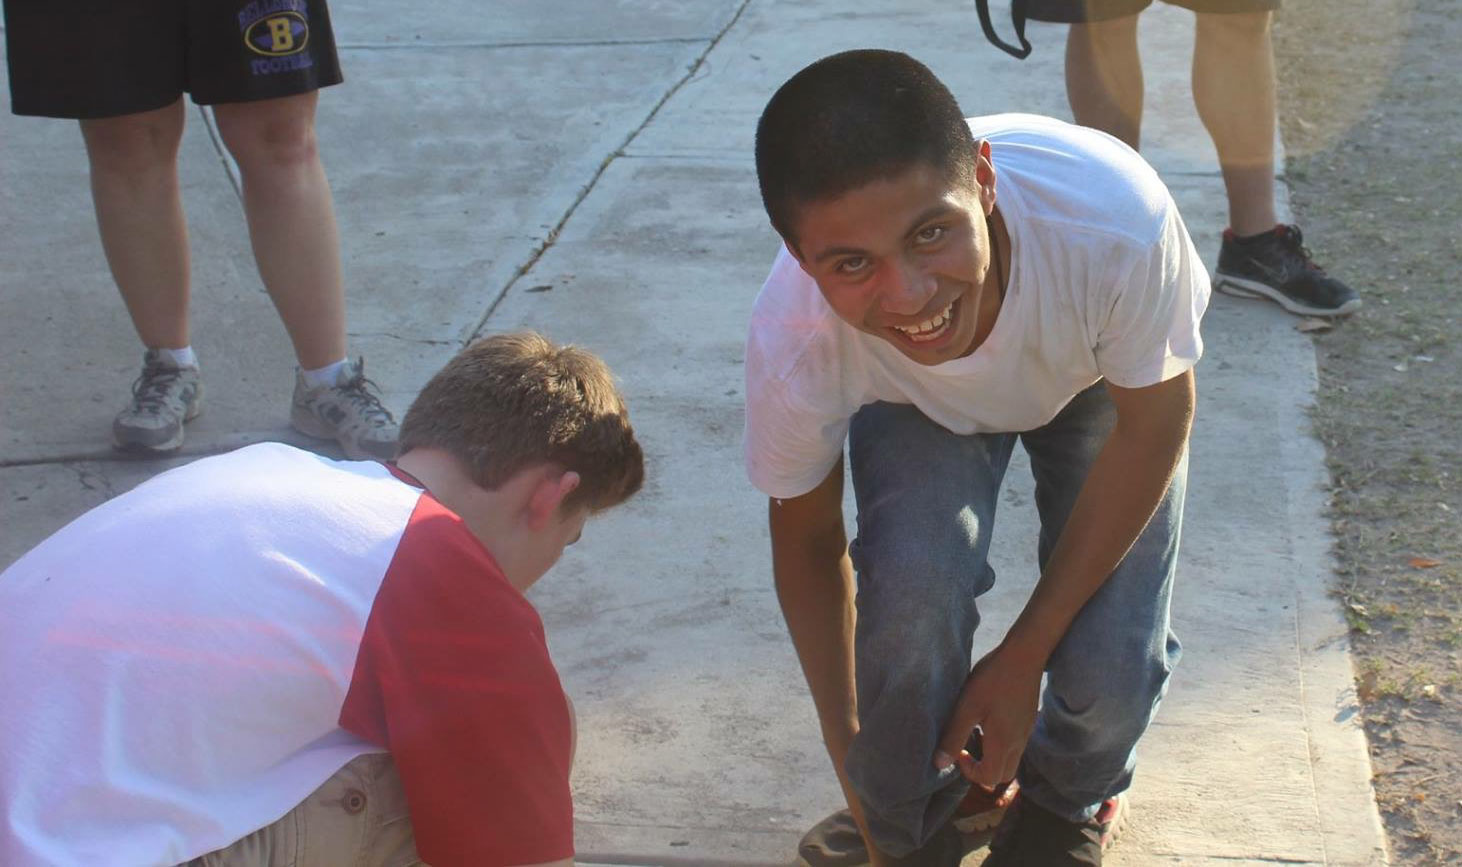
[113, 350, 203, 453]
[290, 357, 399, 461]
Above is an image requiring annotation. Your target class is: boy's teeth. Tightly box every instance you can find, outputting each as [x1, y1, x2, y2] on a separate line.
[895, 302, 954, 338]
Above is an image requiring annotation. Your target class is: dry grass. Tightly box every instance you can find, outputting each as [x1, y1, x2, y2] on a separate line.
[1275, 0, 1462, 861]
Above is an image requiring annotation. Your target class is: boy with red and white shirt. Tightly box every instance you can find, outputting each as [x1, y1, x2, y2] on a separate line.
[0, 332, 645, 867]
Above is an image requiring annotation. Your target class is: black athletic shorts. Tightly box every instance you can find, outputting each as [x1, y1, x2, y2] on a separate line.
[1023, 0, 1281, 23]
[4, 0, 343, 119]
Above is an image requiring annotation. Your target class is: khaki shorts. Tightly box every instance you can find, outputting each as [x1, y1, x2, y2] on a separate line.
[183, 754, 423, 867]
[1022, 0, 1281, 22]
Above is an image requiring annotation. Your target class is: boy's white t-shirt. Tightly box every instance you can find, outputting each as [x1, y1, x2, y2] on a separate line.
[744, 113, 1211, 500]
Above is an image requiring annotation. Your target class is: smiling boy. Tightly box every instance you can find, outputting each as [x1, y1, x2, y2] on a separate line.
[746, 51, 1208, 865]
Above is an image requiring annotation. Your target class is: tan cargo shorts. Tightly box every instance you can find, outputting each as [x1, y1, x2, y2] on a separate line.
[182, 754, 424, 867]
[1022, 0, 1281, 22]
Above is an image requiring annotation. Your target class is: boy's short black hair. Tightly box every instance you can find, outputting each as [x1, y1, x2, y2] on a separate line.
[755, 49, 977, 246]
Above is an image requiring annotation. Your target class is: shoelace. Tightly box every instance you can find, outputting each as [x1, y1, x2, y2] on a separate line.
[1276, 224, 1326, 273]
[334, 372, 395, 428]
[130, 367, 190, 415]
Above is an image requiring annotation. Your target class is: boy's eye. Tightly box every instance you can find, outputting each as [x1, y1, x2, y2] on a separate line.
[914, 225, 946, 244]
[835, 256, 869, 275]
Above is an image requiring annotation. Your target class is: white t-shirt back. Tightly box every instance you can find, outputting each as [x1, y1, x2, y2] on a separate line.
[744, 114, 1210, 499]
[1, 443, 579, 867]
[0, 445, 415, 866]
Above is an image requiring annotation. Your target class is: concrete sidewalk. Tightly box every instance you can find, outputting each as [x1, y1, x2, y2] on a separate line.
[0, 0, 1387, 863]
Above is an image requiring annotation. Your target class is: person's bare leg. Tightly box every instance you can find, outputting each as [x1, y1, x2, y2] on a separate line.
[1066, 14, 1144, 149]
[80, 99, 191, 350]
[1193, 10, 1278, 235]
[212, 91, 346, 370]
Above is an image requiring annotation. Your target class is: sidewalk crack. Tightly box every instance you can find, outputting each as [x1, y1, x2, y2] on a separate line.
[463, 0, 755, 344]
[70, 463, 116, 499]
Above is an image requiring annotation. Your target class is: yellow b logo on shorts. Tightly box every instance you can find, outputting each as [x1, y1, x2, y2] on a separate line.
[244, 11, 309, 57]
[267, 17, 294, 52]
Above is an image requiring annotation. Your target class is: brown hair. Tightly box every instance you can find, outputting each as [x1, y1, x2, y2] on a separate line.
[398, 332, 644, 513]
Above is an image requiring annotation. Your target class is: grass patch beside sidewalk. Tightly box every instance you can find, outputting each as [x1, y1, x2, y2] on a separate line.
[1275, 0, 1462, 861]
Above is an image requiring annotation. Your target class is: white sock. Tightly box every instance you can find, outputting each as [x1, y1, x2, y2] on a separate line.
[301, 357, 350, 389]
[155, 346, 198, 369]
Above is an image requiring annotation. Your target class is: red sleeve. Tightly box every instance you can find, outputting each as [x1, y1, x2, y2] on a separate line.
[339, 496, 574, 866]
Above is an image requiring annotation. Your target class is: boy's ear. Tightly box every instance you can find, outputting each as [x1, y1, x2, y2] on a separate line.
[525, 469, 582, 530]
[974, 139, 998, 213]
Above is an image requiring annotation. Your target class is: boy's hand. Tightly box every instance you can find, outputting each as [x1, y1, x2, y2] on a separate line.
[933, 644, 1043, 787]
[931, 372, 1195, 789]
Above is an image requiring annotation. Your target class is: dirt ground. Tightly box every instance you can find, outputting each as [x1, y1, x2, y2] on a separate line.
[1273, 0, 1462, 861]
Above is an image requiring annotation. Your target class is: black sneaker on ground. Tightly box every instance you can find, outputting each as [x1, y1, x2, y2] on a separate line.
[798, 792, 1004, 867]
[981, 793, 1125, 866]
[1214, 224, 1362, 318]
[797, 808, 868, 867]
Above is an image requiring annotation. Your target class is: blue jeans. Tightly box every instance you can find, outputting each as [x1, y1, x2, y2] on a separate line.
[843, 383, 1185, 859]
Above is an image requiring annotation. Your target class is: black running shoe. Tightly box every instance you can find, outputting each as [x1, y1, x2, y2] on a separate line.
[982, 793, 1125, 866]
[1214, 224, 1362, 318]
[796, 808, 968, 867]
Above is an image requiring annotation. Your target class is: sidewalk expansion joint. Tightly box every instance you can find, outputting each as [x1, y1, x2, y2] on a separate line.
[347, 331, 458, 347]
[2, 454, 124, 470]
[338, 36, 710, 51]
[462, 0, 755, 345]
[196, 106, 243, 203]
[617, 151, 753, 164]
[2, 439, 279, 470]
